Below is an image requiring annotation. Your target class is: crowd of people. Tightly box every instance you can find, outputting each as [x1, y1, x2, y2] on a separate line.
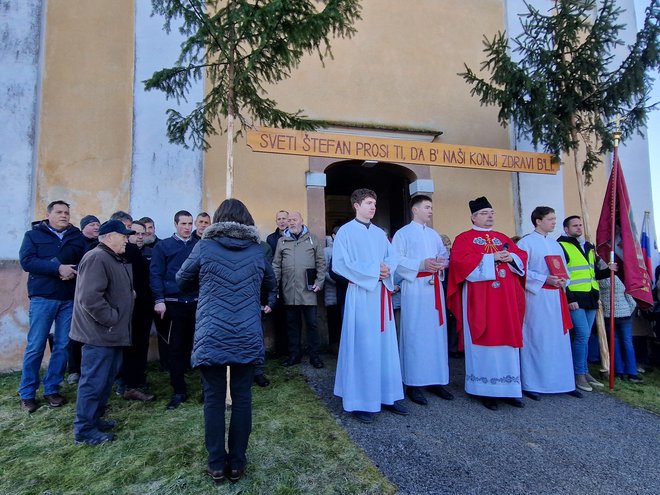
[16, 190, 656, 484]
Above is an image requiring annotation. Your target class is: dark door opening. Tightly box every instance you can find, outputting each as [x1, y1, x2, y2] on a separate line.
[324, 160, 415, 237]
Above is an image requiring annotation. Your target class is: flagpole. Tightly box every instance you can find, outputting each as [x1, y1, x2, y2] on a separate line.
[608, 131, 621, 390]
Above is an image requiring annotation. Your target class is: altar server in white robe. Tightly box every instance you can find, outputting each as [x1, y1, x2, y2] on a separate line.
[517, 206, 579, 400]
[392, 195, 454, 406]
[333, 188, 412, 423]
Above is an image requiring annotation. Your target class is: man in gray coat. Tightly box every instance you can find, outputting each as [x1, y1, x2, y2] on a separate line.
[272, 212, 326, 368]
[70, 220, 135, 445]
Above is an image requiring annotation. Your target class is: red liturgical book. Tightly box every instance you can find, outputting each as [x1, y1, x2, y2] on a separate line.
[545, 255, 569, 279]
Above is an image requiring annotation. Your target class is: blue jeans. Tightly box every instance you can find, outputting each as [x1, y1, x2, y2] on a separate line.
[587, 330, 601, 363]
[604, 317, 637, 376]
[18, 298, 73, 399]
[74, 344, 123, 438]
[569, 308, 596, 375]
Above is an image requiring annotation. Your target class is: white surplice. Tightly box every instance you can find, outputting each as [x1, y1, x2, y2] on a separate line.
[517, 231, 574, 393]
[463, 226, 524, 398]
[392, 221, 449, 386]
[332, 220, 404, 412]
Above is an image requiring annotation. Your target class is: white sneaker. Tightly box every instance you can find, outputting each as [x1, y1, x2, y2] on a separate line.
[585, 373, 604, 388]
[67, 373, 80, 385]
[575, 374, 593, 392]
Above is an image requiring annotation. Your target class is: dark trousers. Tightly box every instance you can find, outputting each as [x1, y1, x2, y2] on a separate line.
[166, 301, 196, 395]
[68, 339, 83, 374]
[286, 305, 320, 359]
[326, 304, 342, 346]
[200, 364, 254, 471]
[74, 344, 122, 438]
[122, 300, 153, 389]
[255, 318, 266, 377]
[154, 311, 171, 371]
[447, 310, 458, 354]
[271, 298, 289, 356]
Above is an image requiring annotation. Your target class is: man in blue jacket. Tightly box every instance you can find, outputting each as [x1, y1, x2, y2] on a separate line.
[150, 210, 199, 409]
[18, 200, 86, 413]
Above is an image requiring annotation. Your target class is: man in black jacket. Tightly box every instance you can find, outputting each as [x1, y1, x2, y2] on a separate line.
[18, 200, 86, 413]
[150, 210, 199, 409]
[120, 220, 156, 402]
[266, 210, 290, 357]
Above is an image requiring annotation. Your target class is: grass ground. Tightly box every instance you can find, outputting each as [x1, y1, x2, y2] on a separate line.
[590, 364, 660, 415]
[0, 362, 396, 495]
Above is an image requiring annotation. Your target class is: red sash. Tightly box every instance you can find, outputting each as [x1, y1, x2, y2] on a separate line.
[348, 281, 392, 332]
[417, 271, 444, 326]
[542, 283, 573, 333]
[380, 283, 393, 332]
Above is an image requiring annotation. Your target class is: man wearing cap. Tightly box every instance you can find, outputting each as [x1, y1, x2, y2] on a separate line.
[70, 220, 136, 445]
[67, 214, 101, 385]
[80, 215, 100, 252]
[18, 200, 86, 413]
[447, 197, 527, 410]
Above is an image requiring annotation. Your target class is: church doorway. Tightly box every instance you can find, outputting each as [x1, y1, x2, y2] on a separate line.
[324, 160, 416, 237]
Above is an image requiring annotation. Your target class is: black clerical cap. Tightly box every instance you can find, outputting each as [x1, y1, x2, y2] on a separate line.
[469, 196, 492, 214]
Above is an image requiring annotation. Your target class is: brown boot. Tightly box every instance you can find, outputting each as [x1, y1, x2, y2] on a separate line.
[123, 388, 155, 402]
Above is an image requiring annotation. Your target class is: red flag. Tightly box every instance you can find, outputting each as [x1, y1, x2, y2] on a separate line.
[596, 150, 654, 309]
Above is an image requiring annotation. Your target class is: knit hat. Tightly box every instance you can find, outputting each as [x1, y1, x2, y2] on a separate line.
[469, 196, 492, 214]
[80, 215, 100, 231]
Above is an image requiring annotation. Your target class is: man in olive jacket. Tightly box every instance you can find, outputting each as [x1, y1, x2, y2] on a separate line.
[272, 212, 326, 368]
[70, 220, 135, 445]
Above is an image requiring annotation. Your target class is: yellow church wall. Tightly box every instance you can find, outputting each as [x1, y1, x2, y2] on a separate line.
[203, 0, 515, 237]
[204, 133, 310, 236]
[36, 0, 134, 224]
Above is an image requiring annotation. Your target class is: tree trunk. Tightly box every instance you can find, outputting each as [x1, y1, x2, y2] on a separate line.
[572, 147, 592, 242]
[226, 113, 234, 199]
[225, 0, 236, 200]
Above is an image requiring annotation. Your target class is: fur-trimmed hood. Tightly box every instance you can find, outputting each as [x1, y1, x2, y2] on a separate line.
[202, 221, 261, 243]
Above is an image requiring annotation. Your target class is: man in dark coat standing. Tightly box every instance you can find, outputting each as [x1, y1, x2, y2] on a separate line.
[266, 210, 290, 357]
[18, 200, 86, 413]
[70, 220, 135, 445]
[150, 210, 199, 410]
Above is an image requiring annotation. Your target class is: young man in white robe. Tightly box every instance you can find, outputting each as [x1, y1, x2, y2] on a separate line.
[517, 206, 580, 400]
[392, 195, 454, 405]
[332, 188, 412, 423]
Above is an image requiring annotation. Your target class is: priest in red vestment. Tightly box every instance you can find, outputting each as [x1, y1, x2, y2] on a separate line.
[447, 197, 528, 410]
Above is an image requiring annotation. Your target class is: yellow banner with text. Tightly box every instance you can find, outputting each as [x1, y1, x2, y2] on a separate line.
[246, 127, 558, 174]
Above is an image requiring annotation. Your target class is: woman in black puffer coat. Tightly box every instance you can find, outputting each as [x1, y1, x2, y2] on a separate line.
[176, 199, 276, 484]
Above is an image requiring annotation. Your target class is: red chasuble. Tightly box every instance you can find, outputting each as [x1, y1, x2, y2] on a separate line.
[447, 229, 527, 348]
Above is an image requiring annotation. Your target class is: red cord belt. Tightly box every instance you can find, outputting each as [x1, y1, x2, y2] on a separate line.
[417, 272, 444, 326]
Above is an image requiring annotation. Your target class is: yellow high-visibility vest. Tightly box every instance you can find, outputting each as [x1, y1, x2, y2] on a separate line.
[559, 241, 599, 292]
